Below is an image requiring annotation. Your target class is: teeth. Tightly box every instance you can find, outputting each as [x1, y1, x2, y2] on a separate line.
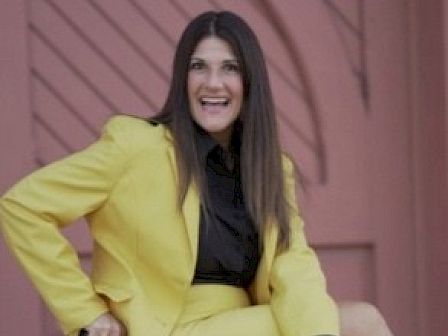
[200, 97, 229, 106]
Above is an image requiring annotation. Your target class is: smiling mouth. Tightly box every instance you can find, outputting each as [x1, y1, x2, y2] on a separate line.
[200, 97, 230, 106]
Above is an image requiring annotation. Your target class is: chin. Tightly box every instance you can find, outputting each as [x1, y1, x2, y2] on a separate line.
[201, 125, 230, 134]
[196, 118, 232, 132]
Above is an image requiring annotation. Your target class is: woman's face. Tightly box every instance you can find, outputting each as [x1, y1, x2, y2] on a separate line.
[187, 36, 243, 148]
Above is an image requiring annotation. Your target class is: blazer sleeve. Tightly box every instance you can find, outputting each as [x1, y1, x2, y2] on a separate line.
[0, 116, 132, 335]
[269, 156, 340, 336]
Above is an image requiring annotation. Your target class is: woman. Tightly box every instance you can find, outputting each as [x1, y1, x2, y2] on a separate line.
[0, 11, 392, 336]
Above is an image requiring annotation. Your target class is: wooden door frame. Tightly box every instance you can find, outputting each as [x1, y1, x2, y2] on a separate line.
[0, 1, 42, 335]
[408, 0, 448, 335]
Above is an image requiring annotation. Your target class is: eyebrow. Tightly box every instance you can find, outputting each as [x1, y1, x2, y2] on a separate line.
[189, 57, 239, 63]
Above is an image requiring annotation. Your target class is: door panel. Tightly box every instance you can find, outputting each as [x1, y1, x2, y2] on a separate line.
[0, 1, 421, 335]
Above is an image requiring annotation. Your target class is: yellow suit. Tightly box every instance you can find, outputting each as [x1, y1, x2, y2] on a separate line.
[0, 116, 339, 336]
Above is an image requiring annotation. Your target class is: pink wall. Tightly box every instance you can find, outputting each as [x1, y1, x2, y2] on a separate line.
[0, 1, 42, 335]
[1, 1, 448, 335]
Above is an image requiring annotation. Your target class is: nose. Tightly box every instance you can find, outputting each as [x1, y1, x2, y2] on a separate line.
[204, 69, 224, 90]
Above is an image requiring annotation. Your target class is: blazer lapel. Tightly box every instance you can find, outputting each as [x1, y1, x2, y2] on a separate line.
[166, 131, 201, 265]
[181, 182, 200, 264]
[263, 220, 278, 276]
[250, 219, 278, 303]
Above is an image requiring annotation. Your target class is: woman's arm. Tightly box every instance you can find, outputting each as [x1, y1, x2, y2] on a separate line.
[0, 117, 131, 335]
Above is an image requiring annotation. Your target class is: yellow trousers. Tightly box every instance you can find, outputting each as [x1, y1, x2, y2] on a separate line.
[171, 284, 280, 336]
[70, 285, 281, 336]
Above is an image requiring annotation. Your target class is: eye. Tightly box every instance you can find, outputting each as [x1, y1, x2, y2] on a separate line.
[223, 62, 240, 73]
[189, 61, 205, 71]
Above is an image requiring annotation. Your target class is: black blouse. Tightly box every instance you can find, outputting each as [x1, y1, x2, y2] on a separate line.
[191, 129, 260, 288]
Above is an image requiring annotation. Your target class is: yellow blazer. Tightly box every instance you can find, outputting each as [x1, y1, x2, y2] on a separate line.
[0, 116, 339, 336]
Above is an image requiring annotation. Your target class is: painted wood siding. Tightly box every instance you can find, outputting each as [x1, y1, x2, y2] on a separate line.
[3, 1, 446, 335]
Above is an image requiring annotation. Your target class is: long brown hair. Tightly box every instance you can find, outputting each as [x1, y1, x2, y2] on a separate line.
[150, 11, 291, 249]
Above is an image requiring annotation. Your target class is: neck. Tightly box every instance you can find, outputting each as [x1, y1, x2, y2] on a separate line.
[210, 126, 233, 151]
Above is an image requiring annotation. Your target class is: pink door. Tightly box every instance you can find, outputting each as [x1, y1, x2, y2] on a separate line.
[1, 1, 447, 335]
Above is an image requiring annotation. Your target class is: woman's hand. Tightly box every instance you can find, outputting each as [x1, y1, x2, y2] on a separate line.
[81, 312, 126, 336]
